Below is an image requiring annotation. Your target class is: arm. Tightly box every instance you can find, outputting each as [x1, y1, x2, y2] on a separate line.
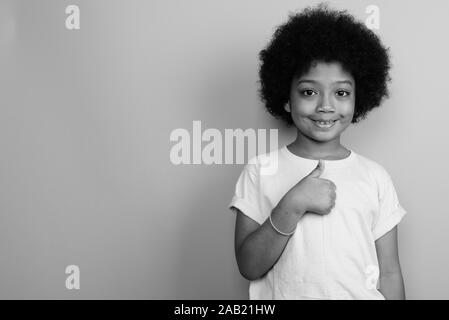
[375, 226, 406, 300]
[234, 203, 302, 281]
[233, 159, 333, 281]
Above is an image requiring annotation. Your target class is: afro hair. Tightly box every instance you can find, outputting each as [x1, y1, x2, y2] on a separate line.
[258, 3, 391, 126]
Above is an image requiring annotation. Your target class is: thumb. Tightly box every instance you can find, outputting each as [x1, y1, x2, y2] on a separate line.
[308, 159, 325, 178]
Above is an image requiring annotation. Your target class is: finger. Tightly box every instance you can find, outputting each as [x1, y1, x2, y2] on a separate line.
[308, 159, 325, 178]
[321, 178, 336, 190]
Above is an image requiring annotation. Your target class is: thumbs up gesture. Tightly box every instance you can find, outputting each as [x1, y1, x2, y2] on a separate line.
[278, 160, 337, 218]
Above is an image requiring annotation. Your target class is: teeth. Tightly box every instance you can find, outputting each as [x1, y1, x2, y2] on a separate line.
[314, 120, 335, 127]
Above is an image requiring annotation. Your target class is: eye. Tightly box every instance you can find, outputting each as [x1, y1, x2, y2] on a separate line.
[300, 89, 317, 97]
[336, 90, 350, 97]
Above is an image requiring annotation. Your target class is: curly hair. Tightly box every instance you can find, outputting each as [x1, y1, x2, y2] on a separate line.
[258, 4, 391, 126]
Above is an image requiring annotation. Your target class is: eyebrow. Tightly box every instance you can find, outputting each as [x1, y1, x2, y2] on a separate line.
[297, 79, 354, 86]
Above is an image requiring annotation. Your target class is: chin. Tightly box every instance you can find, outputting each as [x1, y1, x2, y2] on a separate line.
[312, 135, 339, 143]
[309, 128, 341, 140]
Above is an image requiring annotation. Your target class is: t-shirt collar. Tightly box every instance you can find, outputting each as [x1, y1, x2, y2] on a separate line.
[282, 145, 356, 169]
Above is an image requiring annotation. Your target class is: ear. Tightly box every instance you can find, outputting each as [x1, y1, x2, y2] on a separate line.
[284, 102, 291, 113]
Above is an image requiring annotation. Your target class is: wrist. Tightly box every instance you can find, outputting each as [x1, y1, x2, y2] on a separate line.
[277, 197, 306, 217]
[272, 203, 303, 228]
[269, 206, 297, 236]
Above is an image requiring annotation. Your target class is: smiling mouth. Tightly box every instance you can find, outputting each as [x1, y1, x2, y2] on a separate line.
[311, 119, 337, 129]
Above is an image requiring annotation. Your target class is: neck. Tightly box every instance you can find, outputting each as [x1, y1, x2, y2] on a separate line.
[289, 132, 348, 160]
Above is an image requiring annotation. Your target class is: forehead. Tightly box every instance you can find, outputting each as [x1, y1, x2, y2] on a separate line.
[297, 61, 354, 84]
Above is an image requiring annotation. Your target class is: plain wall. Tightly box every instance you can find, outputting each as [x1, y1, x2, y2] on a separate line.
[0, 0, 448, 299]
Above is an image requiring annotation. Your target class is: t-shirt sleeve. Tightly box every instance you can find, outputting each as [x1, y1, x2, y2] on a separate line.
[228, 159, 265, 225]
[372, 166, 407, 241]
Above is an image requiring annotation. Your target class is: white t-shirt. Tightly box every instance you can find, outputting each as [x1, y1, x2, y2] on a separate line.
[228, 145, 407, 300]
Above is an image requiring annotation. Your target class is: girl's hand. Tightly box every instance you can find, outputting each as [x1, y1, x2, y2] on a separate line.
[278, 160, 336, 217]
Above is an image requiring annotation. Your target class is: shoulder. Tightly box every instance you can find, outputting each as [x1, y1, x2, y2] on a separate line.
[353, 152, 394, 187]
[246, 147, 283, 177]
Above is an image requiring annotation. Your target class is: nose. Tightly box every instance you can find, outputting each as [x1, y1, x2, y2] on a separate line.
[316, 93, 335, 113]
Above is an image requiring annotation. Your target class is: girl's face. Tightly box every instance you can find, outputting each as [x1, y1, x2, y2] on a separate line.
[285, 61, 355, 144]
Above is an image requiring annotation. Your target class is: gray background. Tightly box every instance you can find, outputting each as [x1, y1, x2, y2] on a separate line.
[0, 0, 448, 299]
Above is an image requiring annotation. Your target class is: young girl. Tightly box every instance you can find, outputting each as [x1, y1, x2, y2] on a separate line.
[228, 5, 407, 300]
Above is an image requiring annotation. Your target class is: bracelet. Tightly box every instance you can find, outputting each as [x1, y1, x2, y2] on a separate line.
[269, 212, 296, 236]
